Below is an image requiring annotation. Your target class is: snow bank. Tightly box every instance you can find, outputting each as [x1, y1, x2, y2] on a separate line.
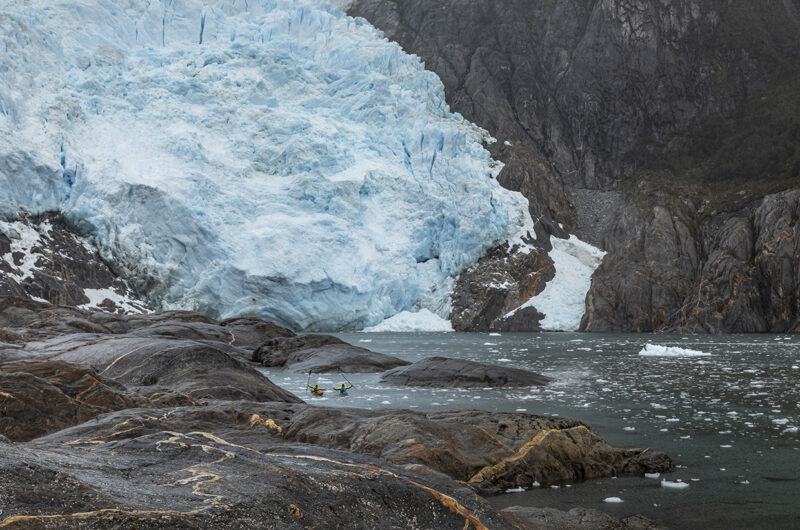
[363, 309, 454, 332]
[639, 344, 711, 357]
[0, 0, 533, 330]
[504, 235, 606, 330]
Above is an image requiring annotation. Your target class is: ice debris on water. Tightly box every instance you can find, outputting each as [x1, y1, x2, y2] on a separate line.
[661, 480, 690, 489]
[505, 487, 525, 493]
[604, 497, 624, 503]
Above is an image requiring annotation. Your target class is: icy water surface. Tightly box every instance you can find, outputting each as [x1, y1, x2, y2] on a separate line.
[258, 332, 800, 529]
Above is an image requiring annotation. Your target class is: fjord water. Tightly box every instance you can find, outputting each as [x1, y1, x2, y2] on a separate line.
[259, 332, 799, 529]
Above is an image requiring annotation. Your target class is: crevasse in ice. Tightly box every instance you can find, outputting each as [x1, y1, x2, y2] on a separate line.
[0, 0, 533, 330]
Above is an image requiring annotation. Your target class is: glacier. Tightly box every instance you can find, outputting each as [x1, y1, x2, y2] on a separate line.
[0, 0, 534, 330]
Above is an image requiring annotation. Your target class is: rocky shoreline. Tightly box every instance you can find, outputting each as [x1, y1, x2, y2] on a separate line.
[0, 297, 672, 528]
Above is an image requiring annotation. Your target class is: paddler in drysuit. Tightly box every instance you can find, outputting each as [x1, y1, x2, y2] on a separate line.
[334, 384, 352, 396]
[308, 384, 325, 394]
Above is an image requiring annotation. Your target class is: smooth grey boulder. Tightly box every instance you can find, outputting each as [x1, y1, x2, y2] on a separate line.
[380, 356, 551, 388]
[499, 506, 666, 530]
[253, 334, 410, 373]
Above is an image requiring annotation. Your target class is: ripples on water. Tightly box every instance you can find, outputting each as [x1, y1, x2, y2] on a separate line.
[258, 332, 799, 529]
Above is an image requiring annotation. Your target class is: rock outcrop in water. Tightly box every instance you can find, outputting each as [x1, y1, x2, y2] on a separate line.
[252, 333, 410, 373]
[0, 298, 673, 527]
[500, 506, 666, 530]
[348, 0, 800, 333]
[380, 356, 551, 388]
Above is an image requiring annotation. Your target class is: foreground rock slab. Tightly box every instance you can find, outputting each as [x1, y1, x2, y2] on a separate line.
[0, 431, 507, 529]
[380, 356, 551, 388]
[0, 298, 674, 528]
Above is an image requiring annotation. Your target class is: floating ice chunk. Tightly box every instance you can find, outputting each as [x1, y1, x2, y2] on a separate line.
[639, 344, 711, 357]
[661, 480, 690, 490]
[604, 497, 624, 503]
[623, 426, 635, 431]
[359, 339, 373, 343]
[505, 487, 525, 493]
[380, 401, 391, 405]
[720, 445, 732, 448]
[363, 310, 453, 332]
[644, 473, 661, 479]
[489, 332, 501, 336]
[530, 481, 540, 487]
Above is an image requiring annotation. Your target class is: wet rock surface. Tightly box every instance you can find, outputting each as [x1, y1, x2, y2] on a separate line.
[500, 506, 666, 530]
[349, 0, 800, 333]
[252, 333, 410, 373]
[0, 299, 672, 527]
[380, 356, 552, 388]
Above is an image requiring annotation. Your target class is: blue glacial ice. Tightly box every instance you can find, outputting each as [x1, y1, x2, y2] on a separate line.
[0, 0, 535, 330]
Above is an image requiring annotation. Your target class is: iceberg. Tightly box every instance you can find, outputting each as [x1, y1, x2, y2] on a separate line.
[0, 0, 533, 330]
[363, 309, 454, 332]
[639, 344, 711, 357]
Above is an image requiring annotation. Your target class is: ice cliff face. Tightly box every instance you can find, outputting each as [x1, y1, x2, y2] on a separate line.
[0, 0, 532, 330]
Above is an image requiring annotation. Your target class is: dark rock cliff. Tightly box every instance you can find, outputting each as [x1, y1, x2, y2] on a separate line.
[349, 0, 800, 332]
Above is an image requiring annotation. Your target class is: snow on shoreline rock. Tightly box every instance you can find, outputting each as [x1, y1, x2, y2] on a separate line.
[0, 0, 533, 331]
[503, 235, 606, 331]
[639, 344, 711, 357]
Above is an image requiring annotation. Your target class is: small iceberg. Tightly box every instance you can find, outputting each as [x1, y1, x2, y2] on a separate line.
[661, 480, 690, 489]
[644, 473, 661, 479]
[363, 309, 453, 332]
[638, 344, 711, 357]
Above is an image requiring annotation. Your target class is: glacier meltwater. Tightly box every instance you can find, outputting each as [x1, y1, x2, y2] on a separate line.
[0, 0, 537, 330]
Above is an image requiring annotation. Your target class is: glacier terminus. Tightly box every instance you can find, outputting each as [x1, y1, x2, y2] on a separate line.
[0, 0, 598, 330]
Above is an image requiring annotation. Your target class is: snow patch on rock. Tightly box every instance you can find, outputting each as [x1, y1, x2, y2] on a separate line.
[504, 235, 606, 330]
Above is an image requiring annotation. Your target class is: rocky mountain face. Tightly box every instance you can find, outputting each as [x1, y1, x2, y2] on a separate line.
[349, 0, 800, 332]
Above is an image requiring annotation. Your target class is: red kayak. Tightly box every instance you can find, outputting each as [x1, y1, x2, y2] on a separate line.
[311, 390, 324, 396]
